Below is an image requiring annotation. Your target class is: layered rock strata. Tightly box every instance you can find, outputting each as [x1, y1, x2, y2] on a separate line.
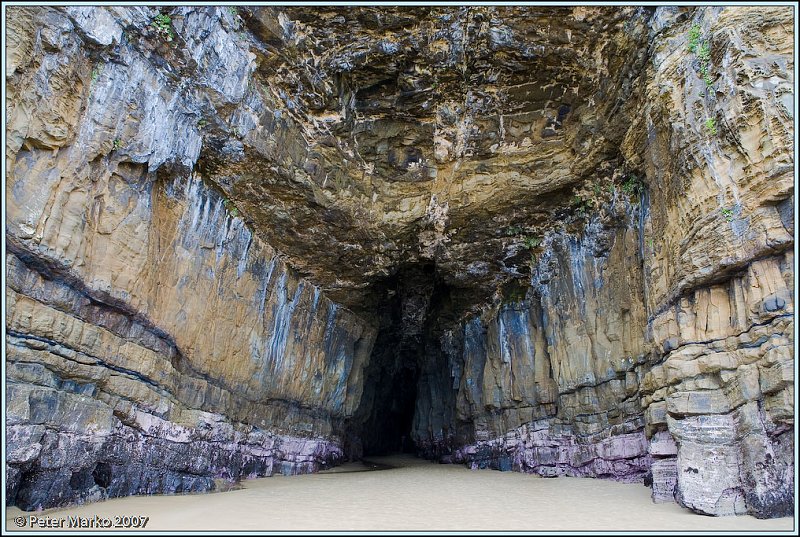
[4, 4, 794, 519]
[412, 198, 651, 482]
[409, 5, 794, 518]
[6, 7, 374, 509]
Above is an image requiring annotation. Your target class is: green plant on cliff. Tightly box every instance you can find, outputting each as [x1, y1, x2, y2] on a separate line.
[621, 174, 644, 196]
[705, 117, 717, 135]
[112, 138, 122, 151]
[573, 195, 595, 218]
[688, 24, 713, 87]
[522, 235, 541, 250]
[223, 198, 239, 217]
[688, 24, 702, 53]
[698, 43, 713, 86]
[502, 279, 529, 303]
[697, 41, 711, 63]
[152, 13, 175, 42]
[505, 225, 523, 237]
[687, 24, 710, 82]
[720, 207, 734, 222]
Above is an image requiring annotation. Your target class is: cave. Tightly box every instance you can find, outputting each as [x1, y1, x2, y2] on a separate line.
[4, 4, 795, 523]
[355, 263, 440, 456]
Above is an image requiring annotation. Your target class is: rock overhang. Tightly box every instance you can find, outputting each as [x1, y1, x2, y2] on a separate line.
[196, 5, 656, 319]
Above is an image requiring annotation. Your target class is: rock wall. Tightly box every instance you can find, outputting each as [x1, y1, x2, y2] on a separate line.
[4, 5, 794, 519]
[412, 197, 652, 483]
[410, 5, 795, 519]
[635, 6, 795, 518]
[6, 7, 374, 510]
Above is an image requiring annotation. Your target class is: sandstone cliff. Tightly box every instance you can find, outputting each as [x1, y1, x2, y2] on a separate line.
[4, 5, 794, 518]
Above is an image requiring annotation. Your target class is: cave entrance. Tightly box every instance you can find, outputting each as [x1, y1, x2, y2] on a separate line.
[354, 263, 449, 457]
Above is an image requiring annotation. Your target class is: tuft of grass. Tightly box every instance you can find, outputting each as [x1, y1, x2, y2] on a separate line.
[112, 138, 122, 151]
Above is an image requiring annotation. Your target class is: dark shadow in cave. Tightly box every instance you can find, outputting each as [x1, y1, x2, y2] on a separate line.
[352, 262, 449, 457]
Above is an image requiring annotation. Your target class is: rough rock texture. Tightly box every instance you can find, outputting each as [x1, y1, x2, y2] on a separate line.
[204, 5, 654, 315]
[409, 6, 794, 518]
[4, 5, 794, 518]
[634, 6, 795, 518]
[6, 6, 374, 510]
[413, 200, 651, 482]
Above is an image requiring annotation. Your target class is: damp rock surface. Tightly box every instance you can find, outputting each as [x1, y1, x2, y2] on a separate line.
[5, 5, 794, 518]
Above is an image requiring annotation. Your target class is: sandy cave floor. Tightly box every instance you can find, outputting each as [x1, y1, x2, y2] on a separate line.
[6, 455, 795, 532]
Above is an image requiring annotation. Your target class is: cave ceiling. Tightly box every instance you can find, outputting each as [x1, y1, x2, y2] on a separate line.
[197, 6, 655, 317]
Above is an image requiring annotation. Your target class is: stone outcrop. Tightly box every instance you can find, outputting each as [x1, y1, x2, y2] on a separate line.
[4, 5, 794, 519]
[408, 6, 794, 518]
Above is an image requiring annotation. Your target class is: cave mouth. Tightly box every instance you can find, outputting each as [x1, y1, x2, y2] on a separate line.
[368, 360, 419, 456]
[355, 262, 455, 457]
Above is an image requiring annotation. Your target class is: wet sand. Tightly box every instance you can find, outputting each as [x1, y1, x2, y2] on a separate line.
[6, 455, 795, 532]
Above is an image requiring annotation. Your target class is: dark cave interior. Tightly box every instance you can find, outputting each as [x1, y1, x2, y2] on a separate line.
[354, 263, 458, 456]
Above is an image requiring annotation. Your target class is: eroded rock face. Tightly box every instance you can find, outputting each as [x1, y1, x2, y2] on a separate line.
[412, 199, 651, 480]
[5, 5, 794, 518]
[204, 5, 654, 314]
[6, 6, 373, 509]
[408, 5, 794, 518]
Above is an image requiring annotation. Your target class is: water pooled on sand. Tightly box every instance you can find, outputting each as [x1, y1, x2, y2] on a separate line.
[6, 455, 794, 532]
